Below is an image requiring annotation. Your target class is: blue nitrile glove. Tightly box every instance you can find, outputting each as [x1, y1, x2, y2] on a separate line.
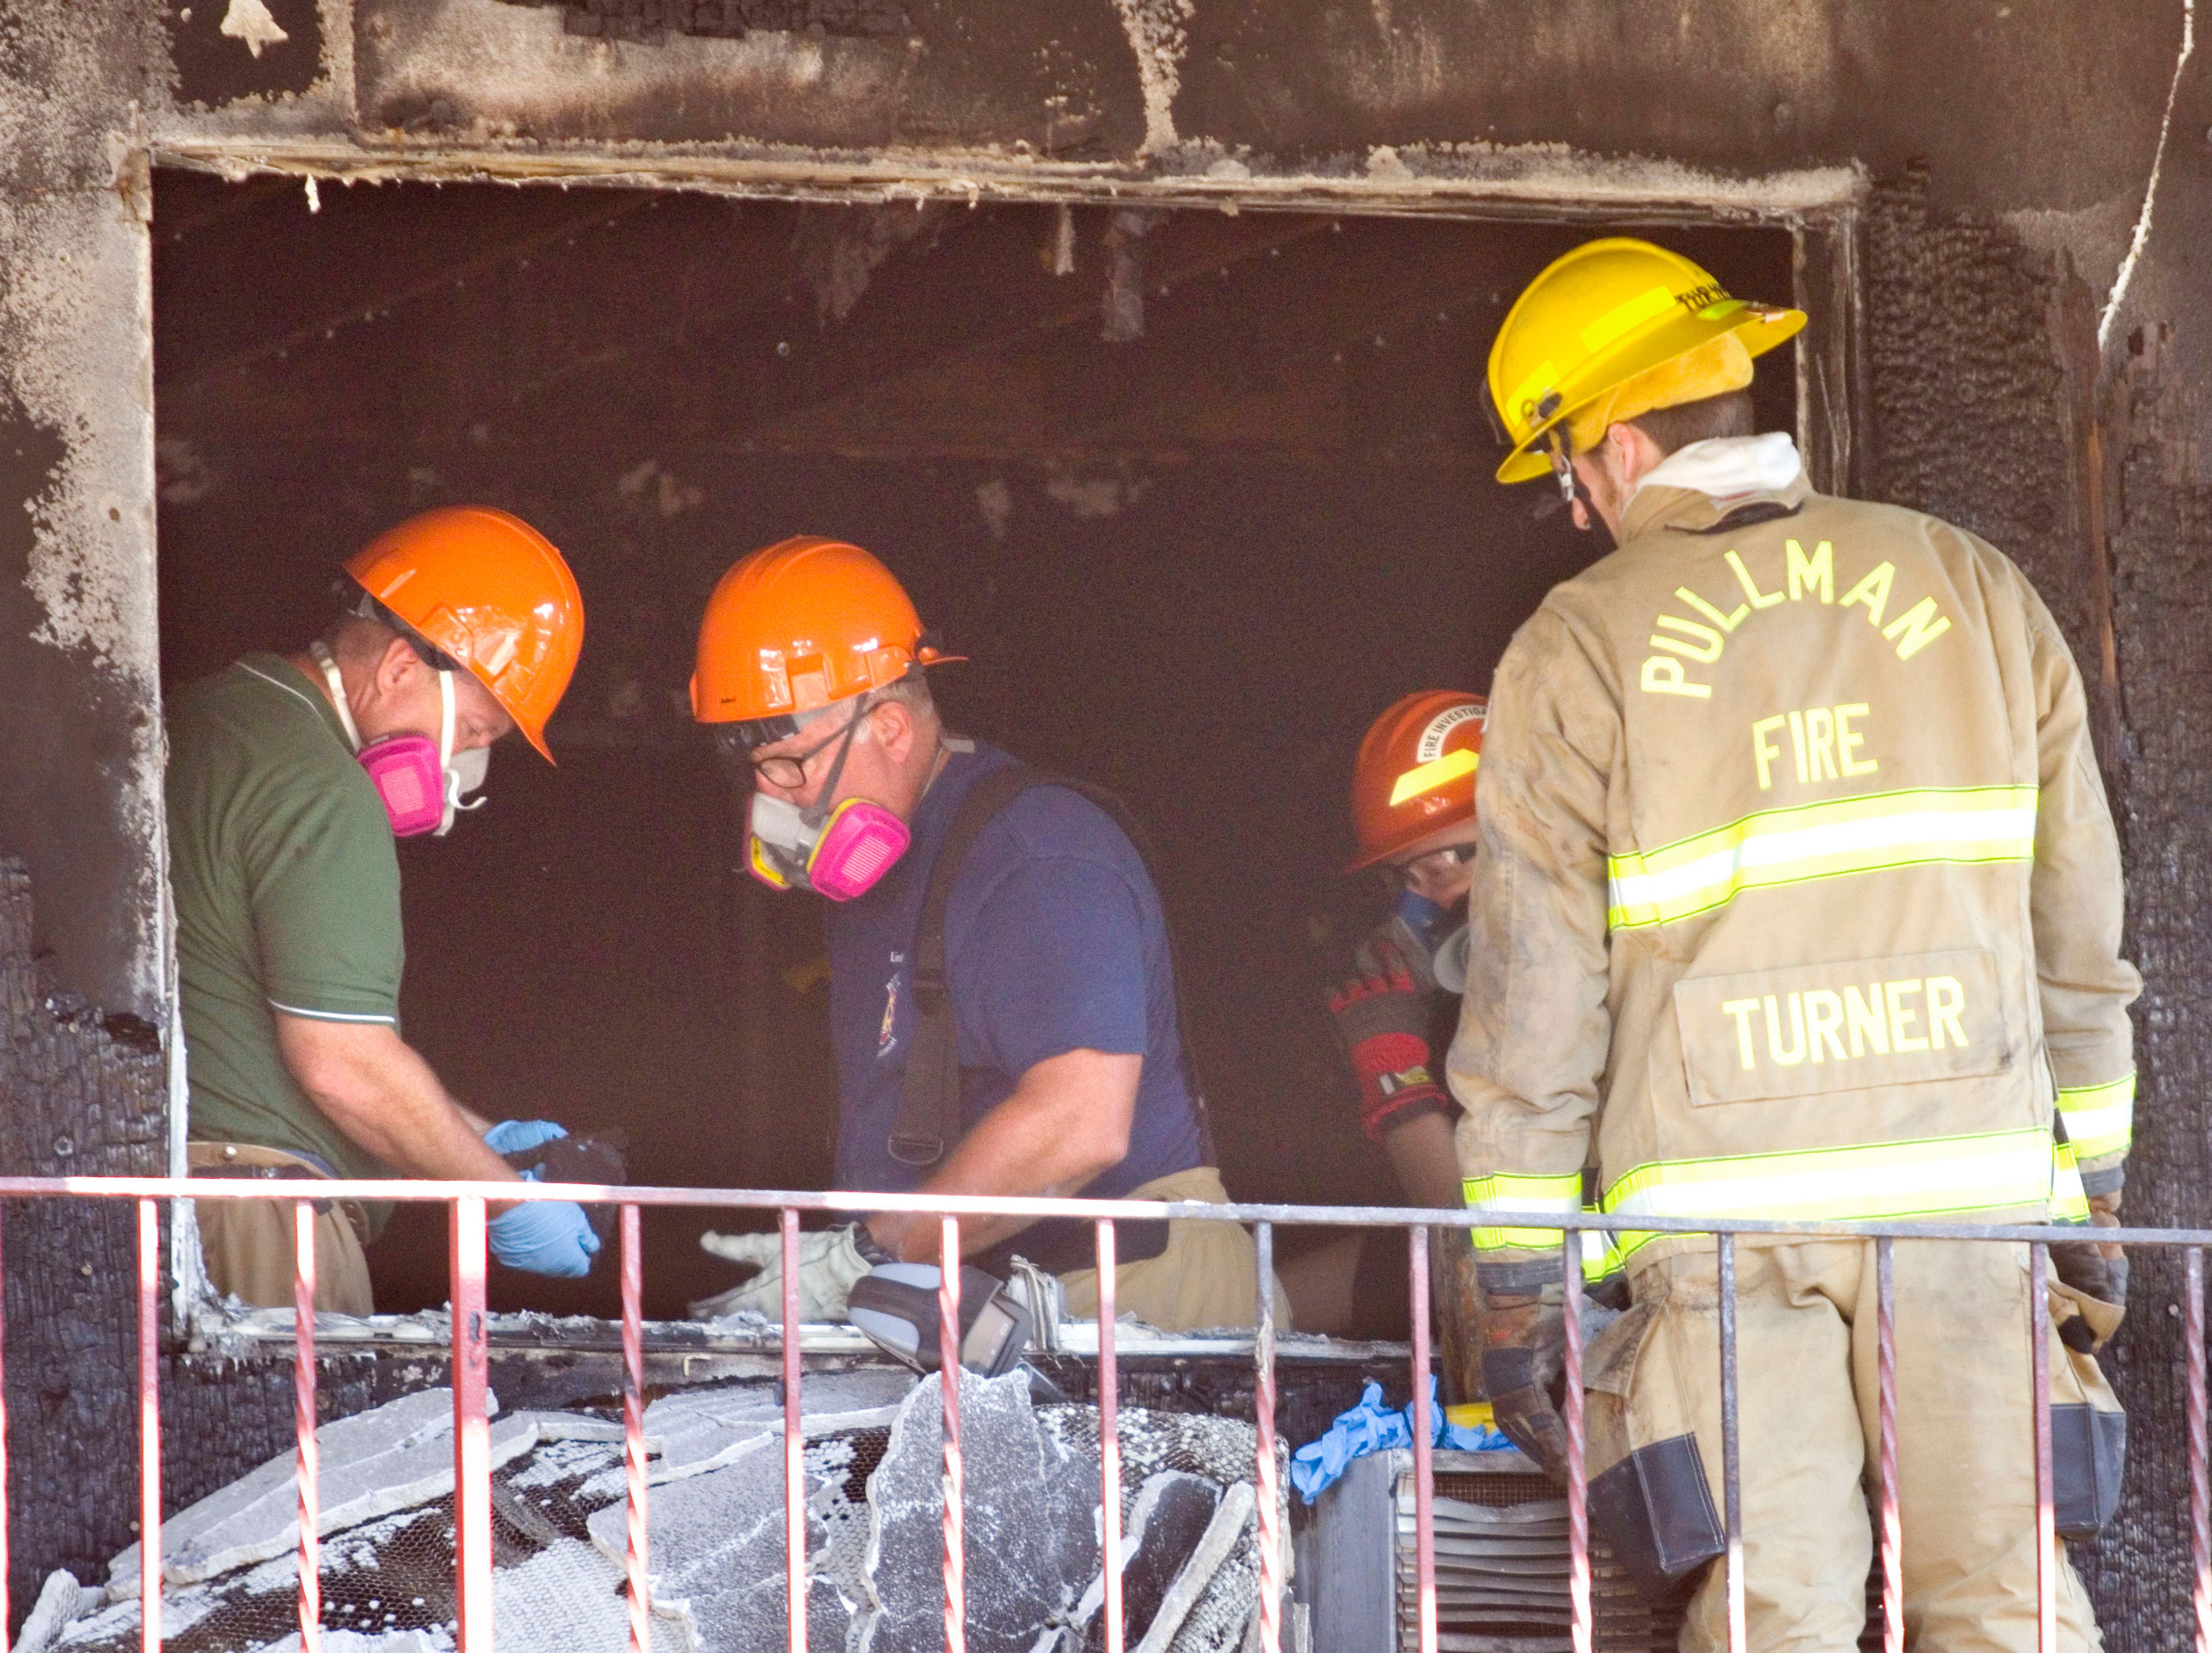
[1289, 1378, 1508, 1504]
[488, 1198, 601, 1277]
[483, 1119, 569, 1160]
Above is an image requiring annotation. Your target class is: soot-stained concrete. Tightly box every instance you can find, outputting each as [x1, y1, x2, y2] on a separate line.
[4, 0, 2212, 1646]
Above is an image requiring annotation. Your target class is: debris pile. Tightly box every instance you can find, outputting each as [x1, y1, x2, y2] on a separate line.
[22, 1371, 1286, 1653]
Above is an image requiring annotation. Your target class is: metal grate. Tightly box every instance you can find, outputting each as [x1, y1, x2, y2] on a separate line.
[1396, 1454, 1685, 1653]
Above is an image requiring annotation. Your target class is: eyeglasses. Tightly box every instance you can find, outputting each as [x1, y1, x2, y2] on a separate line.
[746, 707, 865, 791]
[1387, 843, 1475, 888]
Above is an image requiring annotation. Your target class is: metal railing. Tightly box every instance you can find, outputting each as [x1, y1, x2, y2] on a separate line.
[0, 1175, 2202, 1653]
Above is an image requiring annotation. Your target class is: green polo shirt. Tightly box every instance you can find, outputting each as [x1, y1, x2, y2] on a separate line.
[168, 653, 404, 1218]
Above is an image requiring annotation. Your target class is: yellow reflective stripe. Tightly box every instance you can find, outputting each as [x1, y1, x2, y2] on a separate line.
[2056, 1072, 2134, 1160]
[1606, 786, 2037, 931]
[1389, 748, 1479, 808]
[1600, 1128, 2055, 1262]
[2051, 1141, 2089, 1224]
[1581, 1226, 1624, 1283]
[1581, 284, 1677, 351]
[1463, 1173, 1582, 1253]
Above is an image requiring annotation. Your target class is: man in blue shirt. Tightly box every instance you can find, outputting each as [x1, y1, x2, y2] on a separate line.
[686, 536, 1264, 1332]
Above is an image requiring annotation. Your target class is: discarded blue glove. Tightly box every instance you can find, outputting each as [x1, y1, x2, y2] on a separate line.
[488, 1198, 601, 1277]
[484, 1119, 569, 1166]
[1289, 1376, 1508, 1504]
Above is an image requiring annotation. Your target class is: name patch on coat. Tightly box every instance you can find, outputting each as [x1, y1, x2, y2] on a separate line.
[1674, 948, 2006, 1106]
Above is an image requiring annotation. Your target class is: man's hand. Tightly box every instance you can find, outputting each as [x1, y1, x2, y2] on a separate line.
[2053, 1189, 2128, 1350]
[1328, 941, 1451, 1141]
[488, 1200, 601, 1278]
[1475, 1293, 1573, 1480]
[484, 1119, 568, 1157]
[694, 1223, 877, 1321]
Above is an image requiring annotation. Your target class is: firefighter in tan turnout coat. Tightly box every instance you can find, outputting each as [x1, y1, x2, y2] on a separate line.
[1451, 239, 2141, 1651]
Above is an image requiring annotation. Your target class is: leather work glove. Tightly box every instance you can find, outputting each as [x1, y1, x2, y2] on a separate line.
[487, 1198, 602, 1277]
[1327, 941, 1452, 1141]
[1475, 1283, 1620, 1484]
[693, 1222, 880, 1322]
[483, 1119, 569, 1156]
[2052, 1189, 2128, 1352]
[1476, 1293, 1572, 1480]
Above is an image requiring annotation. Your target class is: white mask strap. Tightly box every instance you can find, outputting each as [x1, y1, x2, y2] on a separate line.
[439, 668, 456, 773]
[308, 641, 364, 753]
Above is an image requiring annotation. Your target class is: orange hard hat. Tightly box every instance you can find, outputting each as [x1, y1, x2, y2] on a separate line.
[1346, 691, 1488, 872]
[344, 506, 584, 763]
[691, 536, 956, 731]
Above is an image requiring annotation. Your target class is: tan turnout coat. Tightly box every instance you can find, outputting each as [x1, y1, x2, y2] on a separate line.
[1448, 472, 2139, 1274]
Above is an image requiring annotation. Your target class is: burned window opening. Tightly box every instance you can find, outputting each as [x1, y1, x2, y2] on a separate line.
[151, 169, 1840, 1333]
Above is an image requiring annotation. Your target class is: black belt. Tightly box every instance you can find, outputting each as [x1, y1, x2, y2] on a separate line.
[195, 1162, 334, 1216]
[975, 1215, 1171, 1278]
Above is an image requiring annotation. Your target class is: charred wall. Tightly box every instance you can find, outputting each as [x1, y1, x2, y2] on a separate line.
[1, 0, 2209, 1641]
[1861, 168, 2212, 1650]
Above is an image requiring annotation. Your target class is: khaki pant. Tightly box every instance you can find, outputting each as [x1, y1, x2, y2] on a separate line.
[1586, 1240, 2117, 1653]
[1056, 1167, 1286, 1333]
[190, 1143, 376, 1317]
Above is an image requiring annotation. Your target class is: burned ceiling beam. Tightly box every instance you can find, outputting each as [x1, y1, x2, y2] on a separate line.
[491, 0, 906, 46]
[156, 187, 663, 415]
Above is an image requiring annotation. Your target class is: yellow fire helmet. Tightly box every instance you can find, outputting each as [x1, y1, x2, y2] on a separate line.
[1487, 237, 1806, 486]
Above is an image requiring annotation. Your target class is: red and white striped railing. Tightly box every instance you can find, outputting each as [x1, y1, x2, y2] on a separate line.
[0, 1176, 2198, 1653]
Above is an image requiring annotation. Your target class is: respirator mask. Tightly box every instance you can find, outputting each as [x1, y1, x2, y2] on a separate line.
[313, 641, 489, 838]
[737, 693, 911, 902]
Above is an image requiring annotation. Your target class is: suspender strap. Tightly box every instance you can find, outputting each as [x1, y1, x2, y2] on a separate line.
[887, 762, 1217, 1174]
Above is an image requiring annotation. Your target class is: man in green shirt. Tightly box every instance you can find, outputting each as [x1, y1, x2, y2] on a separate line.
[168, 506, 601, 1312]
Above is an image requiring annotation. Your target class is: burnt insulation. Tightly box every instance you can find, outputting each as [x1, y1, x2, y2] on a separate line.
[1863, 166, 2212, 1653]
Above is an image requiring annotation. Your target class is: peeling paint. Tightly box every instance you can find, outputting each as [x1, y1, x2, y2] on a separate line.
[0, 183, 164, 1011]
[1109, 0, 1194, 156]
[219, 0, 292, 58]
[2100, 0, 2195, 351]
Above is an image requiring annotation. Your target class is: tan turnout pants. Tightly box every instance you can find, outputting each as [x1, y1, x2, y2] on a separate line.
[1587, 1239, 2116, 1653]
[1056, 1166, 1287, 1333]
[190, 1142, 376, 1317]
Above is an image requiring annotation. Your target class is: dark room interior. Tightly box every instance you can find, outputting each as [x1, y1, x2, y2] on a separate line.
[150, 172, 1797, 1318]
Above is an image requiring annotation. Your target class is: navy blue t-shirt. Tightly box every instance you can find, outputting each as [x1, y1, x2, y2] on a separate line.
[826, 742, 1207, 1202]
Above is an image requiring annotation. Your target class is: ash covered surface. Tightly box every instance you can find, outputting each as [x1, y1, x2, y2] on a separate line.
[39, 1374, 1284, 1653]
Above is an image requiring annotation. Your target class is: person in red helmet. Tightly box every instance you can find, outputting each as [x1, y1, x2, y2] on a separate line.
[1332, 691, 1488, 1208]
[1280, 693, 1491, 1341]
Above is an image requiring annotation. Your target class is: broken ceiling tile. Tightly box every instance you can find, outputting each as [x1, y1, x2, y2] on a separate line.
[13, 1570, 88, 1653]
[645, 1370, 915, 1482]
[586, 1433, 851, 1653]
[108, 1390, 536, 1594]
[493, 1535, 683, 1653]
[860, 1370, 1093, 1653]
[1069, 1472, 1218, 1652]
[1131, 1481, 1254, 1653]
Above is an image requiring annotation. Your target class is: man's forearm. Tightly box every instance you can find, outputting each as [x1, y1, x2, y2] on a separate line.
[1384, 1111, 1466, 1213]
[275, 1015, 520, 1187]
[869, 1049, 1139, 1261]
